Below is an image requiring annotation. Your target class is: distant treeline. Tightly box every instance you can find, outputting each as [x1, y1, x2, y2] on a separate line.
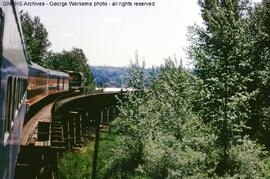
[90, 65, 159, 88]
[20, 12, 95, 88]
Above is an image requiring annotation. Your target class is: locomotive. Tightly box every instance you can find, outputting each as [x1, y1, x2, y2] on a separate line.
[0, 1, 85, 178]
[65, 70, 85, 92]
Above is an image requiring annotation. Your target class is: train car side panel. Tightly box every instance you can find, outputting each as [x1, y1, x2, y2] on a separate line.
[0, 1, 28, 178]
[48, 69, 69, 95]
[27, 63, 49, 106]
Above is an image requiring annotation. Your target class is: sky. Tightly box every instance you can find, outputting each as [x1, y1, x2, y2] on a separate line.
[19, 0, 261, 67]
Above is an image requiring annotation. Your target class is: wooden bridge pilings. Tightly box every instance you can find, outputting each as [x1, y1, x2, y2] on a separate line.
[49, 91, 126, 177]
[15, 91, 128, 179]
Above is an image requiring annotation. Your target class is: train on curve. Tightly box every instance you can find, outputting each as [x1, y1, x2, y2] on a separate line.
[27, 62, 84, 107]
[0, 1, 84, 178]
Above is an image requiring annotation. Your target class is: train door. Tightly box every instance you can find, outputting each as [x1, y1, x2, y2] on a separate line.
[62, 77, 64, 90]
[57, 77, 59, 90]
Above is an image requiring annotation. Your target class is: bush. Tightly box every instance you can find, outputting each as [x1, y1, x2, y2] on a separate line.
[103, 59, 267, 178]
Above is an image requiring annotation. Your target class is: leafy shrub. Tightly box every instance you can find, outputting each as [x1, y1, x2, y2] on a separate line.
[103, 59, 267, 178]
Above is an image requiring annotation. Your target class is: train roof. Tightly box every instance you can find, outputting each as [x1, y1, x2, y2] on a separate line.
[29, 61, 69, 77]
[64, 70, 83, 76]
[10, 0, 28, 62]
[48, 69, 69, 77]
[29, 62, 48, 73]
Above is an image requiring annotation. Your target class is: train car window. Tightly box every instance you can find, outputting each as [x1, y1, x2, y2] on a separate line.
[57, 77, 59, 90]
[18, 78, 21, 105]
[19, 78, 23, 103]
[21, 79, 24, 99]
[0, 8, 5, 90]
[16, 78, 19, 108]
[20, 78, 22, 100]
[16, 78, 19, 106]
[17, 78, 20, 104]
[29, 77, 32, 89]
[23, 79, 27, 93]
[22, 79, 25, 98]
[14, 78, 16, 105]
[11, 77, 16, 122]
[5, 77, 12, 133]
[0, 8, 4, 57]
[24, 79, 26, 93]
[0, 7, 4, 42]
[17, 78, 20, 105]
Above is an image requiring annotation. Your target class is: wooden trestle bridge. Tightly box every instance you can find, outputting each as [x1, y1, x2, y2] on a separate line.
[15, 90, 128, 179]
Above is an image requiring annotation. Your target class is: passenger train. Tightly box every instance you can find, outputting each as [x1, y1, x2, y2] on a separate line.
[27, 62, 84, 107]
[0, 1, 28, 178]
[0, 1, 84, 178]
[27, 62, 69, 107]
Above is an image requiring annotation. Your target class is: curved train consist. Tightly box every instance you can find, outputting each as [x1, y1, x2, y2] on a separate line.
[27, 62, 84, 107]
[0, 1, 84, 178]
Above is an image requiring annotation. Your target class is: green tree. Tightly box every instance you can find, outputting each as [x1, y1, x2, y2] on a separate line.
[127, 51, 146, 90]
[243, 0, 270, 147]
[188, 0, 267, 176]
[45, 48, 95, 88]
[20, 12, 51, 65]
[104, 59, 218, 178]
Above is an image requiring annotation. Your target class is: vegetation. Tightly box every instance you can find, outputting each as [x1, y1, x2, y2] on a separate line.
[60, 0, 270, 178]
[20, 12, 95, 88]
[58, 131, 120, 179]
[20, 12, 51, 65]
[105, 0, 270, 178]
[188, 0, 264, 175]
[90, 66, 129, 88]
[91, 67, 159, 89]
[45, 49, 95, 87]
[104, 59, 267, 178]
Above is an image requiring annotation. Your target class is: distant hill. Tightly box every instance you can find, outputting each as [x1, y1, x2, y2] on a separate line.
[89, 66, 129, 87]
[89, 66, 159, 88]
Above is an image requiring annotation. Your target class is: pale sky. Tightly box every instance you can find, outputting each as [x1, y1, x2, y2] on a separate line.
[20, 0, 261, 67]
